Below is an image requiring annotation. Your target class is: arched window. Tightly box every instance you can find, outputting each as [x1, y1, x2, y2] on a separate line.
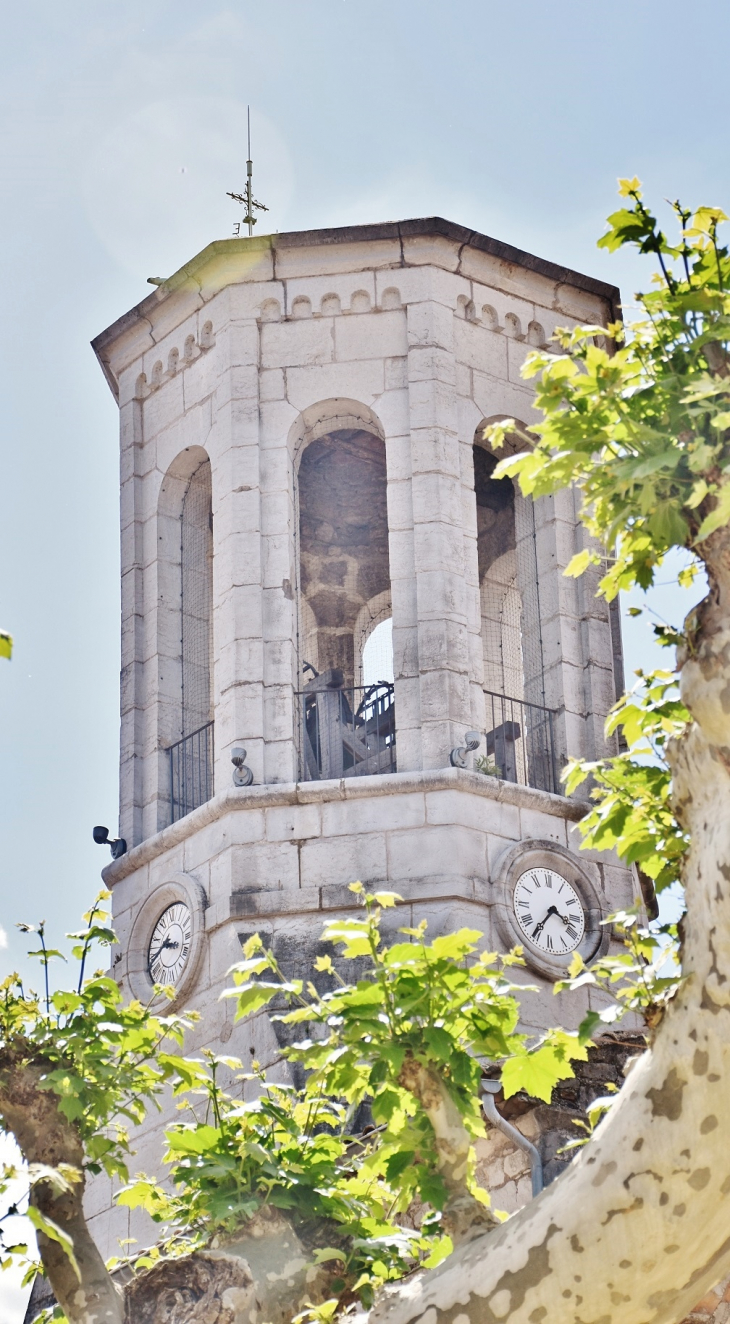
[181, 457, 213, 736]
[473, 444, 524, 701]
[297, 427, 394, 780]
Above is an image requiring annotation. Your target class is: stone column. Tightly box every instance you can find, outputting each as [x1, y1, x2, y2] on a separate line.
[211, 314, 265, 790]
[118, 391, 145, 847]
[406, 292, 484, 769]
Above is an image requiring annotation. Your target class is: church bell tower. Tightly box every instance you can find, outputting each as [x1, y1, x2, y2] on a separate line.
[89, 217, 634, 1256]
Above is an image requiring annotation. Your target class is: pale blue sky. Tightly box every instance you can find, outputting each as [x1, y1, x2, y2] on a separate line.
[0, 4, 726, 1312]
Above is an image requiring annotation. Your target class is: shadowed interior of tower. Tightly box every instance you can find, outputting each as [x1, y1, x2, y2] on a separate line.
[298, 428, 391, 687]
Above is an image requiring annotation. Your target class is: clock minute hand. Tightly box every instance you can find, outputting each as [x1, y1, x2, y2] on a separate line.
[150, 937, 178, 966]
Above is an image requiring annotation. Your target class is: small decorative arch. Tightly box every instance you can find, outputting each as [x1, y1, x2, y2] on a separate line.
[151, 360, 164, 386]
[259, 298, 281, 322]
[167, 347, 179, 375]
[527, 321, 546, 347]
[320, 293, 341, 316]
[291, 296, 312, 320]
[199, 319, 215, 349]
[350, 290, 371, 313]
[135, 372, 149, 400]
[482, 304, 500, 332]
[183, 334, 197, 362]
[503, 312, 523, 340]
[380, 287, 402, 310]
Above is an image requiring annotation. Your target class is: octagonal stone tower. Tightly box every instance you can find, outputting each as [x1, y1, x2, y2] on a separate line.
[88, 217, 635, 1258]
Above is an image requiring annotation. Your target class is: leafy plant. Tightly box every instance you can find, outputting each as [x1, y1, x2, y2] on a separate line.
[0, 892, 197, 1322]
[122, 887, 590, 1310]
[484, 181, 730, 1026]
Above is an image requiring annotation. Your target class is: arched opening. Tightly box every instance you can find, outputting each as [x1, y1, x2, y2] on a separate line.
[157, 449, 214, 823]
[181, 458, 213, 737]
[473, 429, 556, 792]
[474, 444, 524, 702]
[297, 428, 394, 780]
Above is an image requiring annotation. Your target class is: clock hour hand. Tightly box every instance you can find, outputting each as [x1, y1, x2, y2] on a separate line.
[149, 936, 179, 966]
[531, 905, 559, 939]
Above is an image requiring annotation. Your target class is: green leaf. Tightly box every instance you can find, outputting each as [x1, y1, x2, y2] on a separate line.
[27, 1207, 80, 1280]
[501, 1037, 585, 1104]
[0, 631, 12, 660]
[423, 1028, 453, 1062]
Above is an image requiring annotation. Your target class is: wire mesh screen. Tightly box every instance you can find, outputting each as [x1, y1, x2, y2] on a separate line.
[181, 459, 213, 736]
[482, 691, 557, 794]
[169, 721, 215, 822]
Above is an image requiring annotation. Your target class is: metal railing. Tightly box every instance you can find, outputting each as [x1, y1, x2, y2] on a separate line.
[168, 721, 214, 822]
[298, 673, 396, 781]
[482, 691, 558, 795]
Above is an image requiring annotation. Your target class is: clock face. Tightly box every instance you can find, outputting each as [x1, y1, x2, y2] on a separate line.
[513, 868, 586, 957]
[148, 902, 192, 986]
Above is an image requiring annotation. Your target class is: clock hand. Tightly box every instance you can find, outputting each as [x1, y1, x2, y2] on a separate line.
[149, 937, 179, 965]
[531, 905, 559, 939]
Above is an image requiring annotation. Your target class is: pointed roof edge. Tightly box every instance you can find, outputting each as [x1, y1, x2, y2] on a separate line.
[91, 216, 621, 399]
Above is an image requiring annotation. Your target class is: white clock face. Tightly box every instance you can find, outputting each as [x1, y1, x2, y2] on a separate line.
[148, 902, 192, 985]
[513, 868, 585, 957]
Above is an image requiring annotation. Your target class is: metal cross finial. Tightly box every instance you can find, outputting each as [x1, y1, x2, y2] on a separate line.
[227, 106, 269, 237]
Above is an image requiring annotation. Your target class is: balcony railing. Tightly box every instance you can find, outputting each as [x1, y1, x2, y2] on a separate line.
[482, 691, 558, 795]
[298, 672, 396, 781]
[168, 721, 214, 822]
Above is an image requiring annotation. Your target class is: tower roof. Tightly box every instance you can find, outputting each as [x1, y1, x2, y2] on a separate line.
[92, 216, 620, 400]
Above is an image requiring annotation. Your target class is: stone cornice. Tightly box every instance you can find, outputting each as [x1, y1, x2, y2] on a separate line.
[91, 216, 621, 401]
[101, 767, 589, 886]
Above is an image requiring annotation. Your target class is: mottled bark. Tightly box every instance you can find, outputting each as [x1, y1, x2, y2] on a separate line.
[362, 534, 730, 1324]
[0, 1054, 123, 1324]
[398, 1054, 496, 1243]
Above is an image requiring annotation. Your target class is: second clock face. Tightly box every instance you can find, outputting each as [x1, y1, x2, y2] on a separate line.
[513, 867, 586, 956]
[148, 902, 192, 986]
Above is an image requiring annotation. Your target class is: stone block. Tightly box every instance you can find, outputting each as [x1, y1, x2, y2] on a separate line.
[471, 368, 538, 429]
[301, 831, 388, 890]
[518, 805, 568, 847]
[275, 236, 402, 281]
[412, 520, 464, 576]
[386, 823, 487, 883]
[260, 367, 285, 401]
[414, 567, 468, 623]
[334, 309, 407, 361]
[384, 357, 408, 390]
[426, 788, 520, 838]
[386, 478, 414, 532]
[321, 790, 425, 838]
[284, 360, 385, 410]
[230, 839, 300, 893]
[265, 802, 322, 842]
[411, 470, 464, 527]
[260, 319, 333, 368]
[259, 397, 298, 448]
[453, 318, 508, 377]
[262, 682, 295, 743]
[402, 233, 461, 274]
[384, 432, 413, 483]
[408, 379, 458, 434]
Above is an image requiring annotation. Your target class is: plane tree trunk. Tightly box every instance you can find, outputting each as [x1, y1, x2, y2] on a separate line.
[363, 527, 730, 1324]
